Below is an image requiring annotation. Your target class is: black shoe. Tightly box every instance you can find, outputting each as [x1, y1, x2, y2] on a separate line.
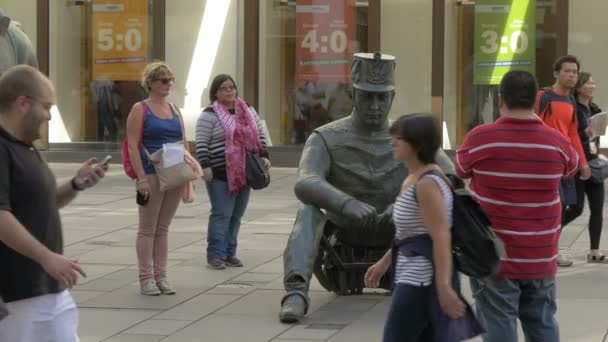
[279, 294, 306, 323]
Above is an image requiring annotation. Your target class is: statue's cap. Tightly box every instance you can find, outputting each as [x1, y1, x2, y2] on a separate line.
[351, 52, 396, 92]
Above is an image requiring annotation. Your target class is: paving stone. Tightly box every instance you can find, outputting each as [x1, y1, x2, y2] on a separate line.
[321, 296, 383, 312]
[76, 264, 127, 285]
[278, 324, 341, 340]
[231, 272, 282, 284]
[75, 277, 137, 292]
[104, 334, 166, 342]
[70, 290, 106, 304]
[78, 308, 160, 341]
[63, 229, 109, 245]
[161, 314, 289, 342]
[124, 319, 192, 335]
[77, 246, 137, 265]
[79, 283, 209, 310]
[205, 283, 257, 296]
[325, 301, 389, 342]
[155, 293, 241, 321]
[217, 289, 335, 317]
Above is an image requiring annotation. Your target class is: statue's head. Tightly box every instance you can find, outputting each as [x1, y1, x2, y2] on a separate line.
[0, 8, 10, 35]
[350, 52, 396, 129]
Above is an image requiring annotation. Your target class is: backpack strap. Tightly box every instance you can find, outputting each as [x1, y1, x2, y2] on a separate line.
[537, 87, 551, 121]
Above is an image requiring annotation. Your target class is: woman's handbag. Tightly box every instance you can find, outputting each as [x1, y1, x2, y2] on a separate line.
[246, 152, 270, 190]
[145, 143, 198, 192]
[588, 156, 608, 183]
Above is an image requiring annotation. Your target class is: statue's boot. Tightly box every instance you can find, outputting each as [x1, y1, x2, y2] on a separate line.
[279, 292, 308, 323]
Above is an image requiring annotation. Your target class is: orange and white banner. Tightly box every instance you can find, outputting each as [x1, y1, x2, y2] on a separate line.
[91, 0, 148, 80]
[295, 0, 356, 83]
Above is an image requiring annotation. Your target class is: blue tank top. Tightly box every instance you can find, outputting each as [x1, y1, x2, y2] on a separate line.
[140, 102, 183, 174]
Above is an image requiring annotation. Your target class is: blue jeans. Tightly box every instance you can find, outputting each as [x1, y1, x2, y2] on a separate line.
[205, 179, 250, 260]
[470, 276, 559, 342]
[383, 283, 433, 342]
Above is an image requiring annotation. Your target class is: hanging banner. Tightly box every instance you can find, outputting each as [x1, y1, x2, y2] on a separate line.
[295, 0, 355, 83]
[91, 0, 148, 81]
[473, 0, 536, 85]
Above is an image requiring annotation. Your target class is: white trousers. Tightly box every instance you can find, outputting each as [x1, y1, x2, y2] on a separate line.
[0, 290, 79, 342]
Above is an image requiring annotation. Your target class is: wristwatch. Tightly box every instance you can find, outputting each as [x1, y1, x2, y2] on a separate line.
[71, 177, 85, 191]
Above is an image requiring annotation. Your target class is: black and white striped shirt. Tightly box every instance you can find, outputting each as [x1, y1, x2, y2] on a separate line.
[195, 106, 269, 181]
[393, 174, 453, 286]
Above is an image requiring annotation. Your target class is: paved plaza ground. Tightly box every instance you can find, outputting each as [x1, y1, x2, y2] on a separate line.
[48, 163, 608, 341]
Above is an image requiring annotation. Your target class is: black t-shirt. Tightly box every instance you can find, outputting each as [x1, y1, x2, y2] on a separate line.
[0, 127, 64, 302]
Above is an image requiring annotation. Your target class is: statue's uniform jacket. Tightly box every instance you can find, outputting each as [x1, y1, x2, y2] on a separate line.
[0, 18, 38, 71]
[294, 115, 406, 247]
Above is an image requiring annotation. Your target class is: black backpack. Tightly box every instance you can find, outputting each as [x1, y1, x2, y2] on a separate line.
[417, 171, 505, 278]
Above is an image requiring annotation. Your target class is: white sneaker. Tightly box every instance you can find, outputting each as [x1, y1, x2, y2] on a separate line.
[156, 279, 176, 295]
[140, 280, 161, 296]
[557, 253, 573, 267]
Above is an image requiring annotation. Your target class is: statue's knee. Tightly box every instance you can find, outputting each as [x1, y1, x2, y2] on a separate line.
[294, 205, 326, 230]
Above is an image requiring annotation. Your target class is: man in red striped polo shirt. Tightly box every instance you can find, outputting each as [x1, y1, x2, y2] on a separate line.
[456, 70, 579, 342]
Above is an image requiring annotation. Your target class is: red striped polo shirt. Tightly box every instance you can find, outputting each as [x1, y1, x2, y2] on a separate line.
[455, 116, 579, 279]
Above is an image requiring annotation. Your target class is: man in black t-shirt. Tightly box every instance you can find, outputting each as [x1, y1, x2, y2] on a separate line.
[0, 65, 107, 341]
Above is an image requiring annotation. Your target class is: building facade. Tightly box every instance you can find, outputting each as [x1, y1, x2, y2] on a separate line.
[1, 0, 606, 151]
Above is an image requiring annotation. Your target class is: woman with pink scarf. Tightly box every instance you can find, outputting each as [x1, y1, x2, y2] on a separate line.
[195, 74, 270, 269]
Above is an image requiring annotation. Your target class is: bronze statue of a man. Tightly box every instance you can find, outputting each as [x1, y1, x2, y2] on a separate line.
[279, 52, 454, 323]
[0, 8, 38, 73]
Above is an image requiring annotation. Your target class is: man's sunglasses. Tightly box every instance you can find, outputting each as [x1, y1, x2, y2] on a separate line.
[154, 77, 174, 85]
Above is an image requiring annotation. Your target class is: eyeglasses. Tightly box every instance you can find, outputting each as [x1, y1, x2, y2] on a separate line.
[219, 85, 236, 92]
[154, 77, 174, 85]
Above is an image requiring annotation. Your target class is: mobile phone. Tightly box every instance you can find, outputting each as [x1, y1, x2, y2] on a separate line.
[136, 191, 149, 206]
[98, 155, 112, 169]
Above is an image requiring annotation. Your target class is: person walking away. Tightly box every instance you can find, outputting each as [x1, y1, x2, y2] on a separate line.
[456, 70, 579, 342]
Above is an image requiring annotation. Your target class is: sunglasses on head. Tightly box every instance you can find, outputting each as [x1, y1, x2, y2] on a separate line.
[155, 77, 174, 85]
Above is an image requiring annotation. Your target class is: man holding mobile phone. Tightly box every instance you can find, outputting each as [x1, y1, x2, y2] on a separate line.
[0, 65, 107, 341]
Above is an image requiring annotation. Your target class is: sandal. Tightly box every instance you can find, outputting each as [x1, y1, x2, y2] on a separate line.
[587, 254, 608, 264]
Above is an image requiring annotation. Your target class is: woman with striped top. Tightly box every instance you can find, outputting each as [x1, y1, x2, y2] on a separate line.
[196, 74, 270, 270]
[364, 114, 465, 341]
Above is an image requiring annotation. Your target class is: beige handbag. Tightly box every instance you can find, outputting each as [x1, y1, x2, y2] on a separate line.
[145, 143, 198, 192]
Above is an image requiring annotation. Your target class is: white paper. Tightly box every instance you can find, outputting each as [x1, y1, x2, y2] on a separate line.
[162, 143, 185, 168]
[588, 112, 608, 139]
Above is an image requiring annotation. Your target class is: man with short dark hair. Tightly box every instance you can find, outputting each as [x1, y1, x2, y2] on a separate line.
[535, 54, 590, 267]
[456, 70, 579, 342]
[0, 65, 107, 341]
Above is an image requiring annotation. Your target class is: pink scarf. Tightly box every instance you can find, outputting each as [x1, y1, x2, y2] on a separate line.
[213, 98, 262, 193]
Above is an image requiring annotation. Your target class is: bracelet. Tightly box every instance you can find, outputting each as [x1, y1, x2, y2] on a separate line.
[137, 178, 148, 184]
[71, 177, 85, 191]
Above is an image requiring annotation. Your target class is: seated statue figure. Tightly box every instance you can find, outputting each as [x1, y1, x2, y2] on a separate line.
[0, 8, 38, 73]
[279, 52, 455, 323]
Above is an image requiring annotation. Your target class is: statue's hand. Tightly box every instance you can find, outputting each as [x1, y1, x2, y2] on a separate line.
[342, 199, 377, 228]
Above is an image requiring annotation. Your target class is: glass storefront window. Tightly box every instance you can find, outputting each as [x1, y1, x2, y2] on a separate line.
[259, 0, 371, 145]
[48, 0, 155, 143]
[455, 1, 566, 143]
